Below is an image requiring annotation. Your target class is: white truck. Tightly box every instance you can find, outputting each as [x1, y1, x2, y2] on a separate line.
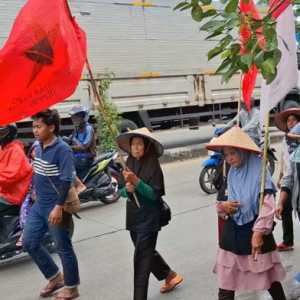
[1, 0, 297, 135]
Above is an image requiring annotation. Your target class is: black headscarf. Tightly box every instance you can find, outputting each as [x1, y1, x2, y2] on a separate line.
[126, 136, 165, 198]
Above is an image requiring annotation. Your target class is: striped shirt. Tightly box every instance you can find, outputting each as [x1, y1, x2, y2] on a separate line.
[33, 137, 75, 206]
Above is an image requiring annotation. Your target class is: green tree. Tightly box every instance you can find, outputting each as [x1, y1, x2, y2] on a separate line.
[95, 74, 121, 152]
[174, 0, 297, 84]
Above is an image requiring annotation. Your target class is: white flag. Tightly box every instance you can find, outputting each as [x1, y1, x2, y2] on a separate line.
[260, 5, 298, 124]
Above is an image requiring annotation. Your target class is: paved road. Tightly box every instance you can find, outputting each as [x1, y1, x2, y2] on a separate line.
[1, 155, 300, 300]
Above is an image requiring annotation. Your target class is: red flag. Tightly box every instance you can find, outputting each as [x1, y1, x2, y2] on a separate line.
[239, 0, 261, 111]
[0, 0, 86, 125]
[269, 0, 291, 18]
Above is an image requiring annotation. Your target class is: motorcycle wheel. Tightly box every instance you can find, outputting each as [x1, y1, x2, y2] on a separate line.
[100, 176, 121, 204]
[199, 166, 218, 194]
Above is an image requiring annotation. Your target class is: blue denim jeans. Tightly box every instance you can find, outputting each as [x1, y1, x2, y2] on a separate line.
[23, 203, 80, 287]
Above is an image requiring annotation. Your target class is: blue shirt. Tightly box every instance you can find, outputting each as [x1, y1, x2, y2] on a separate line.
[72, 123, 95, 159]
[33, 137, 75, 206]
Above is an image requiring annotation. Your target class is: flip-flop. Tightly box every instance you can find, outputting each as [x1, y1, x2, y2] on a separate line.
[40, 281, 64, 298]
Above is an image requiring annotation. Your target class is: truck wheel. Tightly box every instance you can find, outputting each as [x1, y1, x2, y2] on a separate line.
[119, 119, 138, 133]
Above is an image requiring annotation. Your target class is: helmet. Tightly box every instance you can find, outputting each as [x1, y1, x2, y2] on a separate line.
[0, 124, 17, 145]
[69, 105, 89, 127]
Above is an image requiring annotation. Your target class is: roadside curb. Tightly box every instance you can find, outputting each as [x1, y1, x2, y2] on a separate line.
[160, 132, 284, 164]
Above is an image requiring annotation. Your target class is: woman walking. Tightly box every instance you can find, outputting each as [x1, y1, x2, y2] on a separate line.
[117, 128, 183, 300]
[206, 126, 286, 300]
[274, 108, 300, 251]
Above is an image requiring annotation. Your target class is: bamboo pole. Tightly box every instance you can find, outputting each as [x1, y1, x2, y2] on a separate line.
[85, 60, 141, 208]
[236, 72, 243, 127]
[64, 0, 140, 208]
[259, 112, 270, 211]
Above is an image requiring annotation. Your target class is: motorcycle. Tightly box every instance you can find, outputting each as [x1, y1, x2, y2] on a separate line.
[199, 151, 222, 195]
[78, 151, 122, 205]
[62, 136, 122, 205]
[199, 128, 277, 195]
[0, 207, 54, 262]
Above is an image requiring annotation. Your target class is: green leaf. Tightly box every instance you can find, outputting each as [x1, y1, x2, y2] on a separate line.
[218, 34, 233, 47]
[221, 49, 231, 59]
[192, 0, 199, 5]
[174, 1, 189, 10]
[207, 36, 232, 61]
[261, 58, 276, 77]
[222, 65, 239, 82]
[224, 13, 240, 28]
[216, 58, 232, 73]
[203, 8, 217, 17]
[230, 43, 241, 54]
[249, 19, 263, 31]
[225, 0, 239, 14]
[263, 24, 277, 51]
[200, 20, 224, 31]
[254, 50, 265, 67]
[205, 29, 223, 40]
[273, 49, 282, 65]
[265, 68, 277, 84]
[208, 46, 224, 60]
[191, 6, 203, 21]
[240, 54, 252, 68]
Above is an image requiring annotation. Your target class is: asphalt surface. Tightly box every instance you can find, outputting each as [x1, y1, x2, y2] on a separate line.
[151, 125, 284, 163]
[1, 151, 300, 300]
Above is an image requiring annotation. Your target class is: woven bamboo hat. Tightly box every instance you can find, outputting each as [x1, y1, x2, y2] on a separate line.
[274, 108, 300, 132]
[206, 126, 261, 154]
[116, 127, 164, 157]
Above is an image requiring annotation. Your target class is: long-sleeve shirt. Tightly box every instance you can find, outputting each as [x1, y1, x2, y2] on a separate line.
[120, 180, 156, 205]
[33, 137, 75, 206]
[224, 108, 261, 146]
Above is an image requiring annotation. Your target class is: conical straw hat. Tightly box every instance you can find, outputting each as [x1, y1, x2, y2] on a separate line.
[116, 127, 164, 157]
[274, 108, 300, 132]
[206, 126, 261, 154]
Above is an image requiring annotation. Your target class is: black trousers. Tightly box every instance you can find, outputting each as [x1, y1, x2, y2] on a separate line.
[281, 192, 294, 246]
[218, 281, 286, 300]
[130, 231, 171, 300]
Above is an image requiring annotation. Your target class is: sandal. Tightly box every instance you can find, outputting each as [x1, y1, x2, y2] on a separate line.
[40, 276, 64, 298]
[160, 273, 183, 294]
[52, 290, 79, 300]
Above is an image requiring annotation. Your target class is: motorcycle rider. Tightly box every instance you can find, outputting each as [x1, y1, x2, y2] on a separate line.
[69, 105, 96, 180]
[0, 124, 33, 216]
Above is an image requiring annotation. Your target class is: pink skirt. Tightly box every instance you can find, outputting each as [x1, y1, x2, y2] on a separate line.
[213, 248, 286, 291]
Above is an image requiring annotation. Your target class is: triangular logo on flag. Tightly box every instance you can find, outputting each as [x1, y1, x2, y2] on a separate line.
[0, 0, 87, 125]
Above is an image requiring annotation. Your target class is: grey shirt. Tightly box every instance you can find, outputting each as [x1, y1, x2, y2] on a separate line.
[225, 107, 261, 146]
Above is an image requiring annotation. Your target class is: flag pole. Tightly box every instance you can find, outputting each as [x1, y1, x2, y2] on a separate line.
[64, 0, 140, 208]
[85, 60, 141, 208]
[259, 112, 270, 211]
[236, 72, 243, 127]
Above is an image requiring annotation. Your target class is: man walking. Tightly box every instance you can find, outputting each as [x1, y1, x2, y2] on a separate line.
[23, 109, 80, 300]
